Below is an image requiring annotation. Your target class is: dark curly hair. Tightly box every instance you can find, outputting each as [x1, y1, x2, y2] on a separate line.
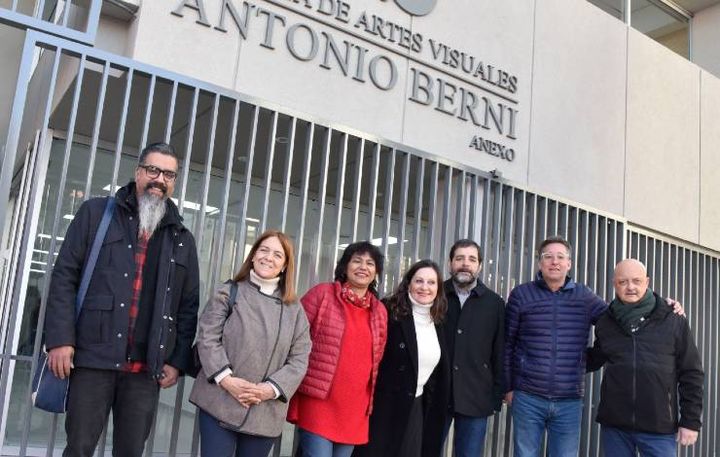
[334, 241, 385, 297]
[383, 259, 447, 323]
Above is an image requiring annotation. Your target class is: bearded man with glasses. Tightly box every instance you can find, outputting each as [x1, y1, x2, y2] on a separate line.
[44, 142, 199, 457]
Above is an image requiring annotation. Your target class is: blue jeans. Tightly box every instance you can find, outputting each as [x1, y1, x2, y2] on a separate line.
[198, 409, 276, 457]
[446, 413, 488, 457]
[296, 428, 354, 457]
[601, 426, 677, 457]
[511, 390, 582, 457]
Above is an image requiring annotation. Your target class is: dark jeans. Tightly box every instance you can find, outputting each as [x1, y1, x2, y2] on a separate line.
[449, 413, 488, 457]
[296, 428, 354, 457]
[511, 390, 582, 457]
[198, 409, 276, 457]
[63, 367, 159, 457]
[601, 426, 677, 457]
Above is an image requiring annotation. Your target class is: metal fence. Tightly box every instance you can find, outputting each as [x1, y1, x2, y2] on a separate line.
[0, 24, 717, 457]
[0, 0, 101, 44]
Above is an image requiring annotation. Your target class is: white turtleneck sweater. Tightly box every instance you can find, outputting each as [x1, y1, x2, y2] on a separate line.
[214, 270, 282, 398]
[249, 269, 280, 295]
[409, 295, 441, 397]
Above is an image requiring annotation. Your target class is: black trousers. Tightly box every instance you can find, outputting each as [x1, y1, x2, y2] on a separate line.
[63, 367, 160, 457]
[398, 395, 424, 457]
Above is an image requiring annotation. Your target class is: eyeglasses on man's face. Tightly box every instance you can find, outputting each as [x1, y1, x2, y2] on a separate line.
[139, 164, 178, 181]
[540, 252, 570, 262]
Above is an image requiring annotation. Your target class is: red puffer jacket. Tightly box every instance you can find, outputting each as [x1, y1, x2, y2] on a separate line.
[296, 282, 387, 413]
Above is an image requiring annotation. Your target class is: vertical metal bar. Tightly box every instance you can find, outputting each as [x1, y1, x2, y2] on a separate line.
[280, 118, 297, 233]
[440, 167, 453, 273]
[426, 162, 439, 261]
[293, 122, 314, 286]
[61, 0, 70, 26]
[380, 149, 396, 293]
[83, 60, 110, 198]
[111, 67, 134, 190]
[177, 88, 201, 215]
[366, 143, 381, 241]
[490, 182, 503, 292]
[468, 174, 479, 239]
[349, 138, 365, 241]
[259, 111, 278, 233]
[164, 80, 179, 144]
[139, 74, 156, 152]
[330, 133, 348, 269]
[516, 190, 527, 285]
[411, 158, 425, 262]
[501, 187, 515, 298]
[396, 152, 410, 278]
[527, 194, 538, 282]
[210, 99, 240, 291]
[454, 171, 467, 240]
[311, 128, 332, 280]
[234, 105, 259, 266]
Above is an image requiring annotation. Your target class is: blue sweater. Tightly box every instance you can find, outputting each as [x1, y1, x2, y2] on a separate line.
[503, 274, 607, 399]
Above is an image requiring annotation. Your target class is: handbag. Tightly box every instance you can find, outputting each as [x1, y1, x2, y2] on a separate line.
[187, 280, 238, 378]
[31, 196, 116, 413]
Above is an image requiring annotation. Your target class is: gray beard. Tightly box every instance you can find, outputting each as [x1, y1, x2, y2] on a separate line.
[138, 193, 167, 235]
[452, 271, 478, 288]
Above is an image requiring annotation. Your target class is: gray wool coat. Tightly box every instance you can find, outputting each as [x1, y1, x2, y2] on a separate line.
[189, 280, 311, 437]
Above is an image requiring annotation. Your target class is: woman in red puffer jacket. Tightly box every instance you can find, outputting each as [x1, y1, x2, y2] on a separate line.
[288, 241, 387, 457]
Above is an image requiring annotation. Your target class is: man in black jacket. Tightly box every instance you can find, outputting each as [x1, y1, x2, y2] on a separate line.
[442, 239, 505, 457]
[44, 143, 200, 457]
[588, 259, 703, 456]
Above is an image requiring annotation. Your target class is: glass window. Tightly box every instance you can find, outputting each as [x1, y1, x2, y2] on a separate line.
[631, 0, 689, 58]
[588, 0, 626, 20]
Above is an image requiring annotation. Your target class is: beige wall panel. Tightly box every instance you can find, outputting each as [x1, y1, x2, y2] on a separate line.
[700, 71, 720, 251]
[528, 0, 627, 215]
[692, 4, 720, 80]
[625, 29, 700, 243]
[232, 0, 410, 140]
[130, 1, 242, 89]
[401, 0, 533, 182]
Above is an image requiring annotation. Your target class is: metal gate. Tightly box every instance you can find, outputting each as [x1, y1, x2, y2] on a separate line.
[0, 23, 717, 457]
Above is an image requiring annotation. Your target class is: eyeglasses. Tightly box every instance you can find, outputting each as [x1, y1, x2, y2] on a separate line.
[139, 164, 177, 181]
[540, 253, 570, 262]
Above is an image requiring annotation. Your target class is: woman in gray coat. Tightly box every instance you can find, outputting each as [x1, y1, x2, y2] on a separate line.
[190, 230, 311, 457]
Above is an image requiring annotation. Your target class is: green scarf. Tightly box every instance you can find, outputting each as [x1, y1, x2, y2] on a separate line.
[609, 289, 656, 334]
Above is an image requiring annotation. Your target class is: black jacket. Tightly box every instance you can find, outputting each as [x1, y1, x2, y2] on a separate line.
[353, 310, 450, 457]
[444, 279, 505, 417]
[587, 293, 704, 433]
[45, 182, 200, 377]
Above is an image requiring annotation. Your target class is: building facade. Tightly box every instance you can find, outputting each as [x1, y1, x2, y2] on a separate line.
[0, 0, 718, 455]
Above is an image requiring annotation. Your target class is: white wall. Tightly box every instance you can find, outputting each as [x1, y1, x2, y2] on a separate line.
[624, 29, 700, 243]
[528, 0, 627, 216]
[700, 70, 720, 250]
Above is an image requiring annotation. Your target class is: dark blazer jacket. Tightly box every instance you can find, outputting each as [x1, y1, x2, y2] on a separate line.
[445, 279, 505, 417]
[353, 310, 450, 457]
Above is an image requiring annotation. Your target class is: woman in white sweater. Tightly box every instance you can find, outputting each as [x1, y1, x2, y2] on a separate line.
[352, 260, 451, 457]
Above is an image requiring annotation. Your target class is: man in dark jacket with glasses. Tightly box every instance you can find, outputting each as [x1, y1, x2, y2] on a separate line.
[44, 142, 199, 457]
